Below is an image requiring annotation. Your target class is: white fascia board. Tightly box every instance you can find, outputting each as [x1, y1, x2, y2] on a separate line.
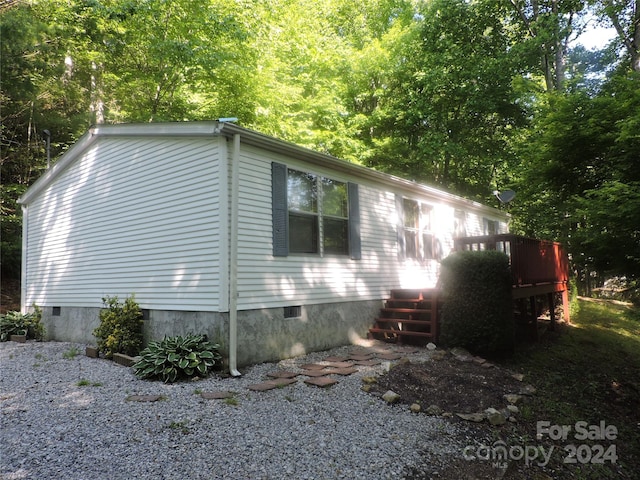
[16, 122, 222, 206]
[18, 120, 507, 221]
[17, 130, 98, 205]
[90, 121, 222, 138]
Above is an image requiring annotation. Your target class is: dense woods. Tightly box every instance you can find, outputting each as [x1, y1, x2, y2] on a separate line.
[2, 0, 639, 292]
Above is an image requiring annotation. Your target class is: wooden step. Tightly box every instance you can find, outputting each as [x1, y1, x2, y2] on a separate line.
[375, 318, 434, 327]
[385, 299, 434, 308]
[380, 307, 433, 317]
[389, 288, 439, 300]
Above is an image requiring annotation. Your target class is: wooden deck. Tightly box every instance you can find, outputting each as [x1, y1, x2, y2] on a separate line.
[454, 234, 571, 335]
[369, 234, 571, 344]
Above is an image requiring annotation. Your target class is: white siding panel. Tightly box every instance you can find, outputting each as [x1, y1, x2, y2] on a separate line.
[235, 146, 426, 310]
[24, 136, 222, 311]
[233, 144, 509, 311]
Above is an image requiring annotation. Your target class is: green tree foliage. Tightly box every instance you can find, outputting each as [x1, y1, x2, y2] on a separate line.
[1, 0, 639, 291]
[359, 0, 527, 199]
[511, 70, 640, 284]
[591, 0, 640, 72]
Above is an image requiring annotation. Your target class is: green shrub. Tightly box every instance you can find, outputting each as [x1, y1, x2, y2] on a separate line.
[439, 250, 514, 355]
[133, 334, 222, 383]
[93, 295, 144, 358]
[0, 305, 44, 341]
[569, 278, 580, 318]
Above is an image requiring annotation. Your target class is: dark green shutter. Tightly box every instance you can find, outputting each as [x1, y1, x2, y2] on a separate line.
[395, 194, 405, 259]
[272, 162, 288, 256]
[348, 182, 361, 260]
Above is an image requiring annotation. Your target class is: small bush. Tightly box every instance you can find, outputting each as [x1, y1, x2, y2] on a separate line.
[93, 295, 144, 358]
[0, 305, 45, 341]
[133, 334, 222, 383]
[439, 250, 514, 355]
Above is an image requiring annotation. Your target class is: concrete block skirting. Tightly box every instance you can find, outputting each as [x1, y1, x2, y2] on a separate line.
[35, 299, 383, 368]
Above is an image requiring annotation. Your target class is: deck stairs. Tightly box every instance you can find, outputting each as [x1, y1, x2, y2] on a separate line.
[369, 289, 439, 344]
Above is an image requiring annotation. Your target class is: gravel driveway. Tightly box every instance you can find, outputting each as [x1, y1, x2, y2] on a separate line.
[1, 341, 471, 480]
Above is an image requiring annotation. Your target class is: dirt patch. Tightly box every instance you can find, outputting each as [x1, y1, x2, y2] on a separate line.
[369, 350, 567, 479]
[0, 277, 21, 314]
[372, 352, 527, 415]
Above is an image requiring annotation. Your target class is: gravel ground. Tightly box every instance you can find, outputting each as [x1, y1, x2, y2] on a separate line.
[1, 341, 472, 480]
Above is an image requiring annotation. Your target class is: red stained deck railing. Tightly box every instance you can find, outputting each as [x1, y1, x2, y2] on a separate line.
[453, 234, 569, 288]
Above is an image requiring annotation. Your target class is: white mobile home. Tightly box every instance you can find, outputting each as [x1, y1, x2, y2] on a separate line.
[18, 122, 508, 368]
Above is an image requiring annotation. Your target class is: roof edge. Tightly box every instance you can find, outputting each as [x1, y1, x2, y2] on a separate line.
[18, 129, 98, 205]
[18, 121, 507, 219]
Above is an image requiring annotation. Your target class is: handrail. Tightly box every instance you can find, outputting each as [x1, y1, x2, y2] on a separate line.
[453, 234, 569, 287]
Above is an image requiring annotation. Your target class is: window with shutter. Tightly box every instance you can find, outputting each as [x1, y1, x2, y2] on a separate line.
[271, 163, 360, 259]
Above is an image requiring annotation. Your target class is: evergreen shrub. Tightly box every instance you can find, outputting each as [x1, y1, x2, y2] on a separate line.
[93, 295, 144, 358]
[439, 250, 514, 355]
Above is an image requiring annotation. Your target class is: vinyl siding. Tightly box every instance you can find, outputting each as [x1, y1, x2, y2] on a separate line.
[24, 136, 222, 311]
[234, 144, 508, 310]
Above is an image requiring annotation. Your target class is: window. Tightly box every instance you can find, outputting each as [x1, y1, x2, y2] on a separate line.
[272, 163, 360, 259]
[454, 210, 467, 238]
[288, 170, 319, 253]
[403, 199, 420, 260]
[321, 178, 349, 255]
[484, 218, 499, 235]
[399, 197, 437, 262]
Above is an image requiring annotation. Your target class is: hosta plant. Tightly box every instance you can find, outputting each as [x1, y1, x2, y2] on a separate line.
[0, 305, 44, 341]
[133, 334, 222, 383]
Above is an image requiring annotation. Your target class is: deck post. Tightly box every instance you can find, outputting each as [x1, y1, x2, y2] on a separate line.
[529, 296, 539, 341]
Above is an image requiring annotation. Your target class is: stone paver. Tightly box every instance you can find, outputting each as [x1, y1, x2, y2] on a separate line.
[300, 370, 330, 377]
[200, 391, 235, 400]
[304, 377, 338, 388]
[267, 371, 299, 379]
[248, 378, 297, 391]
[115, 342, 436, 400]
[299, 363, 326, 370]
[348, 354, 373, 361]
[126, 394, 163, 402]
[324, 356, 349, 362]
[324, 367, 358, 376]
[353, 359, 381, 366]
[323, 361, 354, 369]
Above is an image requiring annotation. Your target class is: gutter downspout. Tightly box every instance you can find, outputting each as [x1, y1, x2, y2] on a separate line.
[20, 205, 28, 313]
[228, 133, 242, 377]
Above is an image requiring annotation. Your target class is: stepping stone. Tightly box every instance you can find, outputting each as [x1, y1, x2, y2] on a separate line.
[126, 395, 163, 402]
[304, 377, 338, 388]
[324, 367, 358, 376]
[248, 382, 277, 392]
[300, 370, 330, 377]
[300, 363, 326, 371]
[324, 356, 349, 362]
[353, 359, 382, 366]
[269, 378, 298, 387]
[376, 353, 403, 360]
[267, 371, 299, 379]
[248, 378, 297, 392]
[323, 361, 353, 369]
[349, 354, 373, 361]
[200, 391, 234, 400]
